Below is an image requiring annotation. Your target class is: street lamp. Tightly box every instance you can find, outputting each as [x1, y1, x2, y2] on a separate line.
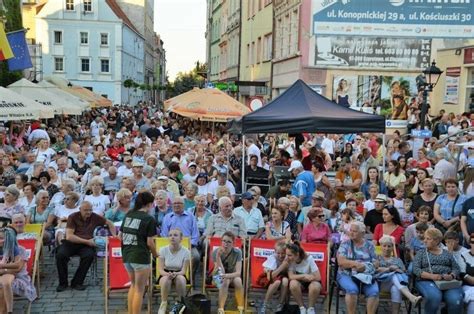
[416, 60, 443, 129]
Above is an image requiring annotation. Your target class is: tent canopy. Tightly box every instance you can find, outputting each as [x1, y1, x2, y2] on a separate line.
[229, 79, 385, 134]
[164, 87, 251, 122]
[37, 81, 89, 111]
[7, 79, 77, 115]
[0, 87, 54, 120]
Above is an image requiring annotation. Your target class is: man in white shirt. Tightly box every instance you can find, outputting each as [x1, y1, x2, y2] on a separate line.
[182, 162, 198, 185]
[246, 138, 261, 167]
[433, 149, 456, 186]
[234, 192, 264, 238]
[117, 155, 134, 177]
[90, 117, 103, 138]
[207, 170, 236, 204]
[320, 134, 335, 159]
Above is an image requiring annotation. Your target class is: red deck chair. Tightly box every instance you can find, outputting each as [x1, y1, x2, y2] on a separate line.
[300, 242, 330, 296]
[202, 237, 246, 300]
[17, 238, 39, 314]
[104, 237, 150, 314]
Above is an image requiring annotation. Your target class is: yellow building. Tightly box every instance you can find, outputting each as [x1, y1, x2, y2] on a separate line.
[21, 0, 44, 43]
[239, 0, 273, 108]
[433, 46, 474, 115]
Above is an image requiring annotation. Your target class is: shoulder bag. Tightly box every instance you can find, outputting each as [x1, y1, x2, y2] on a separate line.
[426, 249, 462, 290]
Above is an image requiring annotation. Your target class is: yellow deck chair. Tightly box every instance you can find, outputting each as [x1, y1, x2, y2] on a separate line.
[148, 237, 193, 309]
[24, 223, 43, 236]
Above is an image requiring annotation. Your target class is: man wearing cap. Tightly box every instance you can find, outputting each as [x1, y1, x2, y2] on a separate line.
[335, 157, 362, 203]
[182, 162, 198, 185]
[207, 169, 236, 204]
[117, 155, 134, 177]
[99, 156, 113, 178]
[364, 194, 387, 234]
[297, 190, 331, 228]
[205, 196, 247, 238]
[132, 162, 150, 191]
[234, 192, 265, 238]
[289, 160, 315, 207]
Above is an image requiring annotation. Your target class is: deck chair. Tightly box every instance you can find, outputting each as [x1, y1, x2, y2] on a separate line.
[104, 237, 151, 314]
[16, 236, 41, 314]
[300, 242, 330, 298]
[202, 237, 246, 310]
[148, 237, 192, 310]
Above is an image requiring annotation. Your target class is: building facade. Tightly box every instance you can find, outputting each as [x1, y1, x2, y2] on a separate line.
[239, 0, 273, 107]
[26, 0, 145, 105]
[155, 33, 167, 103]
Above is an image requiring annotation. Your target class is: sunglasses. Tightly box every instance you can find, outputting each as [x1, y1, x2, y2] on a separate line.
[317, 215, 325, 218]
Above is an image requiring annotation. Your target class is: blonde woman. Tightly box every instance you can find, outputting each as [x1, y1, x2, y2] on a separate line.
[84, 176, 110, 216]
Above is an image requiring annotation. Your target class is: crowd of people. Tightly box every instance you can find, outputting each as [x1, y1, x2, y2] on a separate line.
[0, 104, 472, 314]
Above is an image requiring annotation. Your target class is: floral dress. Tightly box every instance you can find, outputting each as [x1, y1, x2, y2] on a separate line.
[4, 246, 37, 301]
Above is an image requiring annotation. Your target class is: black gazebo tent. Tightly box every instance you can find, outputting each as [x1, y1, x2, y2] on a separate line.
[229, 79, 386, 134]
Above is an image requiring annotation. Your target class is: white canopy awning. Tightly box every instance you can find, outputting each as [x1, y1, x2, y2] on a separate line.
[0, 87, 54, 120]
[37, 81, 89, 112]
[7, 79, 79, 115]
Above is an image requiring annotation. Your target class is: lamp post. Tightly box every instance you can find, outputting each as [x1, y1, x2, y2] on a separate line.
[416, 60, 443, 130]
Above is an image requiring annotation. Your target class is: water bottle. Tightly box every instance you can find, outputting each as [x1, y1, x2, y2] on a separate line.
[213, 267, 223, 288]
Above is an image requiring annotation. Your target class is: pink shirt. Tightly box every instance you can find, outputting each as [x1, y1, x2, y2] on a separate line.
[301, 222, 330, 243]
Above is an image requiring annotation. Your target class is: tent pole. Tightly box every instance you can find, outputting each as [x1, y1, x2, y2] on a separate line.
[242, 134, 246, 193]
[382, 134, 386, 180]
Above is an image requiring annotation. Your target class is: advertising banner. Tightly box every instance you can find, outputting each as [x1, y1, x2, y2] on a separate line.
[444, 67, 461, 104]
[333, 75, 359, 107]
[315, 36, 431, 69]
[312, 0, 474, 38]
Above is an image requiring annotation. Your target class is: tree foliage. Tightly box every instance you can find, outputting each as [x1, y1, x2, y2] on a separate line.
[167, 61, 207, 98]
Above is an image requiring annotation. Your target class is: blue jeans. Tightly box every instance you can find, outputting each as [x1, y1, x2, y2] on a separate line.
[337, 273, 379, 297]
[415, 280, 463, 314]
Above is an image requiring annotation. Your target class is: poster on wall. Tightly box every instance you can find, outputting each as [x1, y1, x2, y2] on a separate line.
[357, 75, 382, 109]
[332, 76, 358, 108]
[444, 67, 461, 105]
[315, 36, 431, 69]
[312, 0, 474, 38]
[380, 76, 418, 121]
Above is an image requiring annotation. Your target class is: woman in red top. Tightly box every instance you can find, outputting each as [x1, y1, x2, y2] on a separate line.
[416, 148, 431, 169]
[106, 138, 125, 161]
[300, 208, 331, 243]
[372, 205, 404, 246]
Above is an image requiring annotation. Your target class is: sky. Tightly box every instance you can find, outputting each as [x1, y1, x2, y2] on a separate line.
[154, 0, 206, 82]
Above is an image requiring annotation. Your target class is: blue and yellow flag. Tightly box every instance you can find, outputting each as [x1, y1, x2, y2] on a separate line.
[7, 30, 32, 71]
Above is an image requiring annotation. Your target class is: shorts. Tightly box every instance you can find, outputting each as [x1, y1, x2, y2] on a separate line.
[124, 262, 151, 272]
[157, 269, 190, 283]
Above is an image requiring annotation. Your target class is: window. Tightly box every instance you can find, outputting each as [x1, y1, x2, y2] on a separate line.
[263, 33, 272, 61]
[100, 59, 110, 73]
[100, 33, 108, 46]
[80, 58, 90, 72]
[54, 57, 64, 71]
[83, 0, 92, 12]
[257, 37, 262, 63]
[66, 0, 74, 10]
[80, 32, 88, 44]
[54, 31, 62, 44]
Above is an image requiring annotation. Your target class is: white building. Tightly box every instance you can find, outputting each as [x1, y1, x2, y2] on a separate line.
[34, 0, 145, 105]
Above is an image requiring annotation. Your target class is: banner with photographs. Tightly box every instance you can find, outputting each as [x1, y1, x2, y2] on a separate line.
[333, 74, 419, 126]
[315, 36, 431, 69]
[444, 67, 461, 105]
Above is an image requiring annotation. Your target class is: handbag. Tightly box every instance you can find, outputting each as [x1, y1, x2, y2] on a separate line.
[425, 249, 462, 290]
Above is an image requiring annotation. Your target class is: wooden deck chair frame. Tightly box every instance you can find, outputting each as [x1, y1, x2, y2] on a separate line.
[15, 223, 44, 313]
[104, 237, 151, 314]
[201, 237, 246, 310]
[148, 237, 193, 311]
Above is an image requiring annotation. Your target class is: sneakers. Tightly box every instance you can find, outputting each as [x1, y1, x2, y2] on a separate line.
[158, 301, 167, 314]
[299, 307, 307, 314]
[169, 302, 186, 314]
[217, 309, 225, 314]
[258, 303, 266, 314]
[307, 307, 315, 314]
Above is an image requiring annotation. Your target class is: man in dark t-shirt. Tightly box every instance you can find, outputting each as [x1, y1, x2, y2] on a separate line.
[461, 196, 474, 243]
[55, 201, 115, 292]
[364, 194, 386, 233]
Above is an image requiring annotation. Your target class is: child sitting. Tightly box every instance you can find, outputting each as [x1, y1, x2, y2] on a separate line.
[259, 241, 289, 314]
[399, 198, 415, 228]
[391, 184, 405, 213]
[408, 222, 429, 273]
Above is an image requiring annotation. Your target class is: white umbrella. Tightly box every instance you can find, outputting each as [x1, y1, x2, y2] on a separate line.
[37, 81, 89, 112]
[0, 87, 54, 120]
[7, 79, 71, 115]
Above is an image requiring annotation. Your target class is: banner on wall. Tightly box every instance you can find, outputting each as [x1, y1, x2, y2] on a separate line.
[333, 76, 358, 107]
[312, 0, 474, 38]
[444, 67, 461, 105]
[315, 36, 431, 69]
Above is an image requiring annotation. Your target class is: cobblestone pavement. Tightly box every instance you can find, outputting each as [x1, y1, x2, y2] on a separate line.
[14, 247, 414, 313]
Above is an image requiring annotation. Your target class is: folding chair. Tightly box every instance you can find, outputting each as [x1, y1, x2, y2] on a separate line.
[202, 237, 246, 310]
[300, 242, 330, 298]
[17, 237, 41, 314]
[148, 237, 192, 310]
[104, 237, 151, 314]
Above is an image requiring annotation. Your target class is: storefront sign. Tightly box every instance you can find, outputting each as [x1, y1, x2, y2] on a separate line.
[444, 67, 461, 105]
[315, 36, 431, 69]
[312, 0, 474, 38]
